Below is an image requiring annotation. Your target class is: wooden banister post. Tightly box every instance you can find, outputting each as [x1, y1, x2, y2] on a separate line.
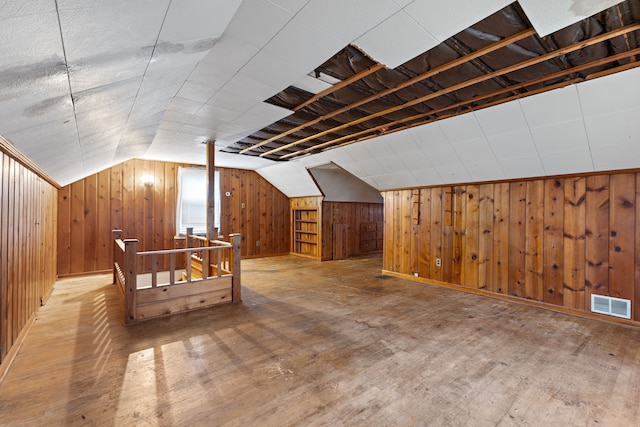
[112, 229, 122, 285]
[186, 227, 193, 246]
[230, 234, 241, 303]
[123, 239, 138, 325]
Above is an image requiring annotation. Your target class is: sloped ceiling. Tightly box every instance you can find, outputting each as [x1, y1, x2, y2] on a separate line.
[0, 0, 638, 195]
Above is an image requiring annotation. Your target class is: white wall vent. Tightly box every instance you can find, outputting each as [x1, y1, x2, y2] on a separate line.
[591, 294, 631, 319]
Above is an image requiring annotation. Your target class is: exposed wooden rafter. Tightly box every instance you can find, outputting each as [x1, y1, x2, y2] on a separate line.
[258, 22, 640, 158]
[281, 47, 640, 159]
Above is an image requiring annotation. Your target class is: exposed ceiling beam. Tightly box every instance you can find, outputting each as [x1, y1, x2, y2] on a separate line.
[282, 47, 640, 158]
[238, 63, 385, 154]
[241, 28, 535, 156]
[260, 22, 640, 158]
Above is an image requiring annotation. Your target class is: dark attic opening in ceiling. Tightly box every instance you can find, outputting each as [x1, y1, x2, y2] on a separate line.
[222, 1, 640, 162]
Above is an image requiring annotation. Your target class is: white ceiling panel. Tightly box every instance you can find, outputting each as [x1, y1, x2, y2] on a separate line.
[268, 0, 310, 14]
[375, 171, 418, 189]
[398, 149, 433, 170]
[257, 162, 320, 197]
[361, 138, 396, 158]
[0, 13, 62, 66]
[223, 72, 284, 103]
[435, 163, 471, 184]
[161, 108, 194, 125]
[589, 141, 640, 171]
[296, 0, 400, 44]
[577, 66, 640, 118]
[9, 120, 78, 159]
[518, 0, 623, 36]
[223, 0, 295, 49]
[0, 90, 73, 135]
[207, 90, 257, 114]
[498, 156, 545, 179]
[405, 0, 512, 42]
[518, 85, 582, 128]
[408, 121, 450, 147]
[438, 113, 484, 142]
[200, 36, 261, 69]
[474, 100, 529, 136]
[487, 129, 538, 160]
[176, 81, 220, 103]
[465, 160, 505, 182]
[293, 75, 332, 95]
[390, 0, 416, 8]
[411, 167, 444, 186]
[540, 149, 594, 175]
[239, 50, 307, 94]
[168, 97, 204, 115]
[452, 138, 496, 164]
[355, 10, 439, 69]
[0, 1, 55, 18]
[422, 142, 462, 167]
[377, 154, 408, 173]
[264, 15, 346, 69]
[158, 0, 241, 42]
[530, 120, 589, 155]
[583, 108, 640, 148]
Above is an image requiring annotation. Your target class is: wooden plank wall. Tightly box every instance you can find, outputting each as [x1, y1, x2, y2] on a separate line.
[0, 151, 58, 366]
[57, 159, 290, 276]
[321, 202, 384, 261]
[382, 171, 640, 322]
[220, 168, 290, 258]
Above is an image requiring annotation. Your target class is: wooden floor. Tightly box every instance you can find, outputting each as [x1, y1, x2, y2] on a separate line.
[2, 255, 640, 426]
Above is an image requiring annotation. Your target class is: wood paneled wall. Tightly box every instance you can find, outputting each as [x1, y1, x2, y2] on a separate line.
[1, 150, 57, 367]
[383, 171, 640, 323]
[321, 202, 383, 261]
[57, 159, 290, 276]
[220, 168, 290, 258]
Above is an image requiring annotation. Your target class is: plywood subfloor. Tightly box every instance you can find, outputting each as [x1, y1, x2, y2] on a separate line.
[1, 255, 640, 426]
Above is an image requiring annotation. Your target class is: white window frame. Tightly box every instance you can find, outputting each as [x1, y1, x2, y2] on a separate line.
[176, 167, 220, 236]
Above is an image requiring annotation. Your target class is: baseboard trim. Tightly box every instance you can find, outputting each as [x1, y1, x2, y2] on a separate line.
[0, 312, 37, 384]
[381, 270, 640, 329]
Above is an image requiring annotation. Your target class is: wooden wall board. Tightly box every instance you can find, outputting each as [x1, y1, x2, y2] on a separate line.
[563, 177, 586, 310]
[429, 188, 443, 282]
[524, 180, 544, 301]
[508, 182, 526, 297]
[418, 189, 431, 278]
[464, 185, 479, 289]
[58, 160, 291, 276]
[0, 148, 57, 368]
[452, 186, 466, 286]
[608, 173, 635, 301]
[492, 182, 509, 294]
[543, 179, 564, 305]
[381, 170, 640, 322]
[585, 175, 609, 299]
[478, 185, 494, 291]
[636, 173, 640, 320]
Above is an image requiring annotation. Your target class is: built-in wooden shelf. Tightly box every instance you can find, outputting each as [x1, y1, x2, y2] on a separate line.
[293, 209, 319, 257]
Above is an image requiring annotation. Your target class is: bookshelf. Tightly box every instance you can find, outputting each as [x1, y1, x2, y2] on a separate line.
[292, 209, 319, 257]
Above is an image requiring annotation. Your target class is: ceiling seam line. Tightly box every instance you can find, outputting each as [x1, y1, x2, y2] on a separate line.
[115, 0, 174, 156]
[54, 0, 85, 168]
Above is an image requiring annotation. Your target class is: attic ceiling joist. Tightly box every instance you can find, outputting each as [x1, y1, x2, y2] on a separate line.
[238, 63, 385, 154]
[223, 2, 640, 163]
[239, 28, 536, 155]
[282, 30, 640, 158]
[261, 22, 640, 159]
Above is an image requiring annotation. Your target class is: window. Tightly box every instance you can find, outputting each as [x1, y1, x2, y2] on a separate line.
[176, 167, 220, 235]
